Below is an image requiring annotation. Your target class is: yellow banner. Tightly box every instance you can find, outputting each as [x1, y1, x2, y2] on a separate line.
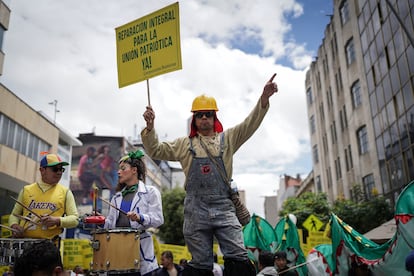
[62, 239, 93, 271]
[115, 2, 182, 88]
[1, 215, 11, 238]
[155, 240, 223, 265]
[159, 243, 192, 263]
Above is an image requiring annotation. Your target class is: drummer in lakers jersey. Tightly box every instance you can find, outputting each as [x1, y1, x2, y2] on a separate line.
[9, 153, 79, 239]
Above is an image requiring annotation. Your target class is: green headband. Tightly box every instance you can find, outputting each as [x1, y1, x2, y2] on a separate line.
[120, 150, 144, 162]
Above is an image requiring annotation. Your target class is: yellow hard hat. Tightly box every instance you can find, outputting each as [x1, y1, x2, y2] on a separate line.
[191, 94, 218, 112]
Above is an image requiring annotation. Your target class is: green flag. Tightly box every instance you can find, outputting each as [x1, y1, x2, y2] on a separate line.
[274, 215, 307, 276]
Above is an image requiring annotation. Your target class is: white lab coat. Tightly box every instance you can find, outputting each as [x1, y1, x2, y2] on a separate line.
[104, 181, 164, 275]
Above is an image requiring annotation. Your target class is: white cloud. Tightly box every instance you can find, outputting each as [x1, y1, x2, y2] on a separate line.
[2, 0, 314, 217]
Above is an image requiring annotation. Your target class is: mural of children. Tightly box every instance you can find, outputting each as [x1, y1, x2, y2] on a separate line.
[78, 146, 100, 204]
[96, 144, 117, 192]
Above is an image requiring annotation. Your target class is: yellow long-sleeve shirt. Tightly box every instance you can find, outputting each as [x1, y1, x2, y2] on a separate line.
[9, 180, 79, 234]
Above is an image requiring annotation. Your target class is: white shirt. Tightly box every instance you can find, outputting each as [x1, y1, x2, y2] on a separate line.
[212, 262, 223, 276]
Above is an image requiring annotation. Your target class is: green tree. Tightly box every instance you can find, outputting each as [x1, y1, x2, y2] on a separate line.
[158, 187, 186, 245]
[332, 184, 393, 233]
[279, 187, 393, 234]
[279, 192, 331, 228]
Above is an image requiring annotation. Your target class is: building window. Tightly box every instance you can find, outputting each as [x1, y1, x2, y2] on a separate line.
[345, 38, 356, 65]
[339, 0, 350, 25]
[334, 158, 342, 180]
[327, 167, 332, 188]
[331, 39, 336, 60]
[323, 134, 328, 154]
[348, 144, 353, 169]
[337, 157, 342, 179]
[331, 121, 337, 144]
[335, 69, 344, 93]
[0, 113, 50, 160]
[310, 115, 316, 134]
[345, 148, 349, 171]
[326, 90, 331, 111]
[357, 126, 369, 154]
[363, 174, 375, 199]
[340, 105, 348, 131]
[319, 103, 325, 121]
[306, 87, 313, 105]
[343, 105, 348, 128]
[313, 145, 319, 164]
[0, 27, 4, 50]
[316, 175, 322, 192]
[351, 80, 362, 108]
[328, 87, 333, 107]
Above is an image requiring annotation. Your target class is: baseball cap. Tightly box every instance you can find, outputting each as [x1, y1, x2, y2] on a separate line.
[40, 154, 69, 167]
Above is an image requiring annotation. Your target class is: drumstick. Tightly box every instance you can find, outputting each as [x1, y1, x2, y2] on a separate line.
[99, 197, 128, 215]
[12, 213, 41, 226]
[10, 196, 42, 219]
[13, 213, 41, 231]
[0, 224, 19, 233]
[47, 207, 61, 216]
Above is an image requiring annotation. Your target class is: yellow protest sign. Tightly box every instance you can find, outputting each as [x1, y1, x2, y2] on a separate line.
[61, 239, 93, 270]
[115, 2, 182, 88]
[307, 231, 331, 248]
[302, 214, 324, 232]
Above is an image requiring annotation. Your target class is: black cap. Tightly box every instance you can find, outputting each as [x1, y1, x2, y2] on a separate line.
[274, 251, 287, 260]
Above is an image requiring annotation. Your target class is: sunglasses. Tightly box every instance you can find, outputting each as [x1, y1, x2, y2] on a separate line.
[50, 167, 65, 173]
[194, 111, 215, 119]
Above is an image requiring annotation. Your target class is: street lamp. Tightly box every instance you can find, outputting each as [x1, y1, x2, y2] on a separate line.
[48, 99, 60, 124]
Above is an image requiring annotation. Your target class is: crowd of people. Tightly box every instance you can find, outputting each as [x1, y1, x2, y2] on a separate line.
[5, 74, 413, 275]
[4, 75, 278, 276]
[256, 251, 298, 276]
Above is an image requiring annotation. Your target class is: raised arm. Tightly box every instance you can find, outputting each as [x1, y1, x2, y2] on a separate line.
[143, 106, 155, 131]
[260, 73, 278, 108]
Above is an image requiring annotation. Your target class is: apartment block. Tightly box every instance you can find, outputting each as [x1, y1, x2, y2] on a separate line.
[306, 0, 414, 205]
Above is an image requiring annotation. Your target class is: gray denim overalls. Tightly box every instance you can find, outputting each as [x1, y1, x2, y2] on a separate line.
[183, 133, 248, 270]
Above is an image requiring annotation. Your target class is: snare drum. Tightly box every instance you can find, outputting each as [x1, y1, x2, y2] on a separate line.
[91, 229, 140, 272]
[0, 238, 45, 265]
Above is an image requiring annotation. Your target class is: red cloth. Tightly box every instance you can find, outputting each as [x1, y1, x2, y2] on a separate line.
[189, 114, 223, 138]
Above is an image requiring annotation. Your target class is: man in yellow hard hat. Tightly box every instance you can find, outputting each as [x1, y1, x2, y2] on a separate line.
[142, 74, 278, 276]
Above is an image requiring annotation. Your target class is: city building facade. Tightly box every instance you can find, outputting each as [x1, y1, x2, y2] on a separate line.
[276, 174, 302, 211]
[0, 84, 82, 219]
[264, 195, 278, 227]
[0, 0, 10, 76]
[306, 0, 414, 206]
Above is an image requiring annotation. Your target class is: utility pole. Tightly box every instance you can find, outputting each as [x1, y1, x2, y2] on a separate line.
[48, 99, 60, 124]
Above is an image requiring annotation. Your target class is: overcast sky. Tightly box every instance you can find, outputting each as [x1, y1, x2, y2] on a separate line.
[1, 0, 333, 217]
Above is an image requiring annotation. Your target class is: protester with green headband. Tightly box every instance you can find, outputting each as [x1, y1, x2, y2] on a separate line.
[104, 150, 164, 276]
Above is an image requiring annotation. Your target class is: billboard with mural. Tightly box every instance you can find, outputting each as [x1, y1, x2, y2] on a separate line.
[70, 136, 127, 209]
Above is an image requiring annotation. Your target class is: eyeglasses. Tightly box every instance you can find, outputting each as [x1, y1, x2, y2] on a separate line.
[194, 111, 215, 119]
[50, 167, 65, 173]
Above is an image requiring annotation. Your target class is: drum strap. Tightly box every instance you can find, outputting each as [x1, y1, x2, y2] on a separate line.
[51, 235, 61, 249]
